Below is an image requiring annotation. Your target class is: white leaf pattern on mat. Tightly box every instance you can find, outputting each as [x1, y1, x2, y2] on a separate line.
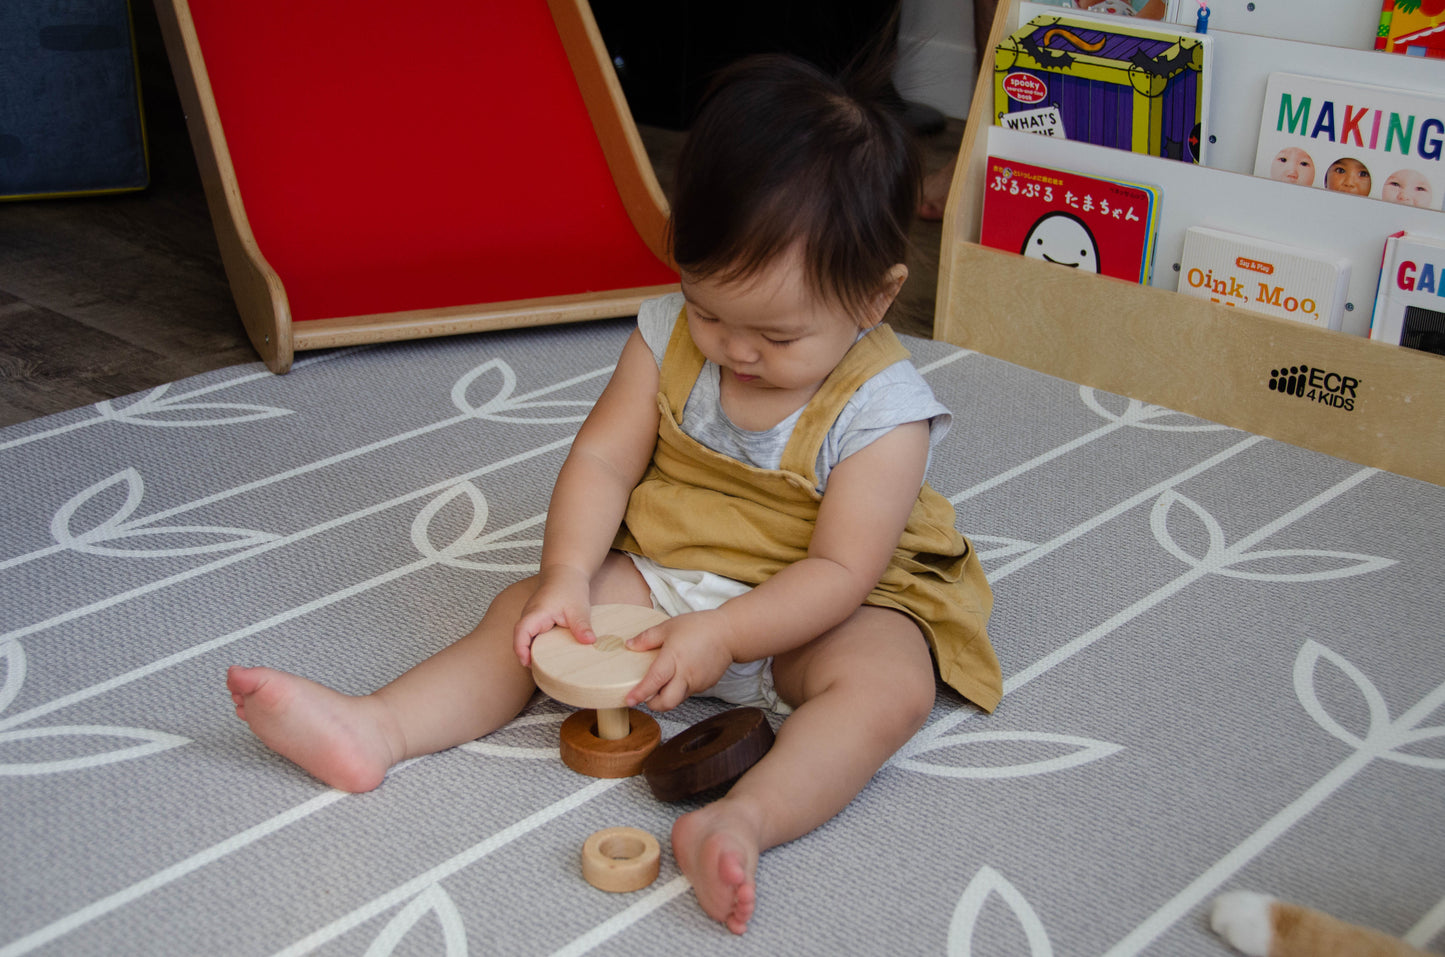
[94, 383, 291, 427]
[49, 469, 281, 557]
[0, 724, 189, 775]
[948, 865, 1054, 956]
[460, 713, 566, 760]
[894, 730, 1121, 779]
[1080, 388, 1229, 432]
[0, 641, 25, 715]
[451, 359, 596, 423]
[1296, 640, 1445, 771]
[364, 884, 467, 957]
[1150, 490, 1394, 582]
[461, 713, 691, 761]
[409, 481, 543, 570]
[971, 535, 1039, 563]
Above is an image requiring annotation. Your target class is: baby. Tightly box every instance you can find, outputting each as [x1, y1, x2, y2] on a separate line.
[226, 53, 1001, 935]
[1325, 157, 1371, 196]
[1269, 146, 1315, 186]
[1382, 168, 1435, 208]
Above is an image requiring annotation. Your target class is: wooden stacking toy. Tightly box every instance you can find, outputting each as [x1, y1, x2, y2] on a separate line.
[530, 604, 667, 778]
[642, 707, 775, 802]
[580, 827, 661, 893]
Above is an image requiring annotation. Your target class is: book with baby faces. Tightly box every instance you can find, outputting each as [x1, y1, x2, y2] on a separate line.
[1371, 230, 1445, 354]
[979, 156, 1161, 284]
[1252, 72, 1445, 213]
[993, 13, 1213, 164]
[1176, 226, 1352, 330]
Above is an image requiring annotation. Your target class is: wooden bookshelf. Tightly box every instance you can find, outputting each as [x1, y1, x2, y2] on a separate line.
[935, 0, 1444, 486]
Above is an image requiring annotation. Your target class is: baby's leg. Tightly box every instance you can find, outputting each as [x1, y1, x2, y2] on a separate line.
[229, 552, 653, 791]
[671, 607, 936, 934]
[228, 575, 539, 791]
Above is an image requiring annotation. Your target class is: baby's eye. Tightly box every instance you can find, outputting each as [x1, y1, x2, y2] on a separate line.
[764, 337, 796, 346]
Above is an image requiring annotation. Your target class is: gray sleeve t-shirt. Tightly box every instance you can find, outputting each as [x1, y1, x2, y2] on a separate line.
[635, 292, 951, 492]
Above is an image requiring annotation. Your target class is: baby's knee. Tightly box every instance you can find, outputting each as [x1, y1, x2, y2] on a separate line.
[896, 669, 937, 732]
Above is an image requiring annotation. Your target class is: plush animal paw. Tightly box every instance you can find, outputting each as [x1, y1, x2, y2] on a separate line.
[1210, 891, 1431, 957]
[1211, 891, 1274, 957]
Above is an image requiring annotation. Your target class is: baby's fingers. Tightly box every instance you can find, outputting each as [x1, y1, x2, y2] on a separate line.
[645, 674, 691, 712]
[625, 624, 666, 653]
[626, 656, 675, 709]
[564, 608, 596, 646]
[513, 604, 592, 667]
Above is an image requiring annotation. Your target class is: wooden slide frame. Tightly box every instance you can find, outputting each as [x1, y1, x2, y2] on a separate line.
[154, 0, 677, 374]
[935, 0, 1444, 487]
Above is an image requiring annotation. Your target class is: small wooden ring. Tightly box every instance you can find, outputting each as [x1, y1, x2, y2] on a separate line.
[559, 708, 661, 778]
[581, 827, 661, 893]
[642, 707, 775, 802]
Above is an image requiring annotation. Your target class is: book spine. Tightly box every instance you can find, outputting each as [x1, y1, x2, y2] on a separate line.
[1375, 0, 1394, 51]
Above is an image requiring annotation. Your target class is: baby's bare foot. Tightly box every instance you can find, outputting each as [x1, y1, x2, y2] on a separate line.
[672, 799, 763, 935]
[226, 665, 400, 792]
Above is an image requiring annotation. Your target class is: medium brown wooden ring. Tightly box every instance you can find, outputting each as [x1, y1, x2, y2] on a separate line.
[559, 708, 661, 778]
[581, 827, 661, 893]
[642, 707, 775, 802]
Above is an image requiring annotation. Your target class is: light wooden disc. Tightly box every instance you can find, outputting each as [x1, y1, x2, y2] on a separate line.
[581, 827, 661, 893]
[530, 604, 668, 710]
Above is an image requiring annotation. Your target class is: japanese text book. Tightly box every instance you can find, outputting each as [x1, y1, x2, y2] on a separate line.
[1376, 0, 1445, 59]
[1252, 72, 1445, 213]
[979, 157, 1160, 284]
[1371, 230, 1445, 354]
[1176, 226, 1352, 330]
[993, 13, 1213, 164]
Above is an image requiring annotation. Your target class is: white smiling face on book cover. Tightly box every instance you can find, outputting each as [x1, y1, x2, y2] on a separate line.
[1253, 72, 1445, 212]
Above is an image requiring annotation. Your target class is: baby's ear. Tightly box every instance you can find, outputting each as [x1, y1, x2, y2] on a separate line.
[866, 263, 910, 324]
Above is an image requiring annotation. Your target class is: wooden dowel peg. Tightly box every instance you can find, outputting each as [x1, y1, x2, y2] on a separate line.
[596, 706, 631, 740]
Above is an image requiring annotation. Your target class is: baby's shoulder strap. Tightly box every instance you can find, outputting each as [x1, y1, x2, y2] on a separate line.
[780, 325, 912, 479]
[656, 305, 706, 418]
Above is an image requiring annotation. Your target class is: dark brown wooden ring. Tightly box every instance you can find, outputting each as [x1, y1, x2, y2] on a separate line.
[642, 707, 775, 802]
[559, 709, 661, 778]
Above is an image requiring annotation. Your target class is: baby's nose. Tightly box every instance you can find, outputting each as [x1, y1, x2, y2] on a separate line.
[723, 334, 757, 362]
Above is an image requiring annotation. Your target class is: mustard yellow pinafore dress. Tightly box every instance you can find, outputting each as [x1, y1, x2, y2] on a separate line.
[614, 311, 1002, 712]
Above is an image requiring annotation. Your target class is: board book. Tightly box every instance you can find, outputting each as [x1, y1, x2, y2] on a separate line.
[1252, 72, 1445, 213]
[992, 13, 1212, 164]
[1376, 0, 1445, 58]
[979, 156, 1160, 283]
[1027, 0, 1182, 20]
[1176, 226, 1352, 330]
[1371, 229, 1445, 353]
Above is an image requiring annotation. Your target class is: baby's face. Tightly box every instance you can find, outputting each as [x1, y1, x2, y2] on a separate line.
[1325, 158, 1371, 196]
[680, 244, 887, 397]
[1382, 168, 1434, 208]
[1270, 148, 1314, 186]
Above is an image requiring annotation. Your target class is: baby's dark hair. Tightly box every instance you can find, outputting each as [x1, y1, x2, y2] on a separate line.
[668, 52, 920, 320]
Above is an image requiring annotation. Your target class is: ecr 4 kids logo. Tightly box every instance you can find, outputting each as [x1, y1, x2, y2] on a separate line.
[1268, 362, 1361, 411]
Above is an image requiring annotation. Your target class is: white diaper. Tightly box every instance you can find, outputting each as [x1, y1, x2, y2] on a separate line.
[625, 554, 793, 714]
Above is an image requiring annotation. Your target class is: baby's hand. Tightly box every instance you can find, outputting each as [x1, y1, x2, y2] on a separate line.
[623, 610, 736, 711]
[513, 567, 594, 667]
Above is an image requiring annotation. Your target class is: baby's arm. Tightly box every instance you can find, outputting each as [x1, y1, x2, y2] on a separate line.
[513, 330, 660, 665]
[625, 419, 931, 709]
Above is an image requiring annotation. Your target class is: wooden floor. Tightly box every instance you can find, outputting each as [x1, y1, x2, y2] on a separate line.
[0, 3, 964, 428]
